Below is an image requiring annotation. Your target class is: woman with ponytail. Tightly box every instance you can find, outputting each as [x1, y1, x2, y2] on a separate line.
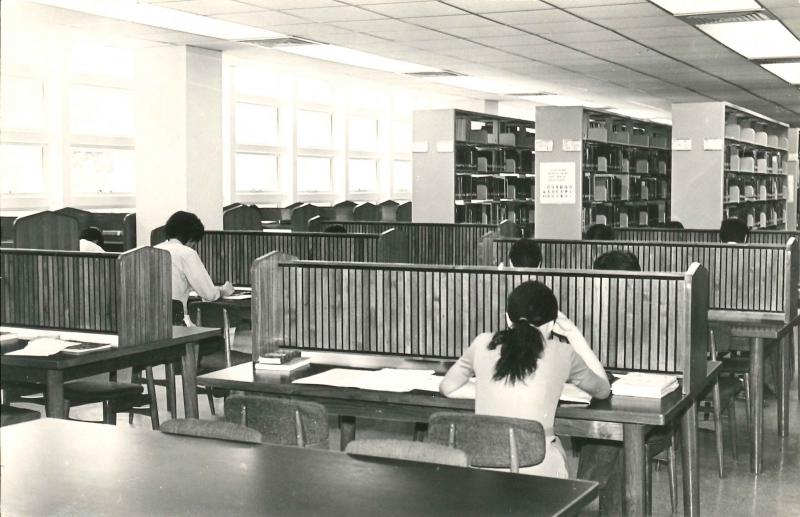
[439, 281, 611, 478]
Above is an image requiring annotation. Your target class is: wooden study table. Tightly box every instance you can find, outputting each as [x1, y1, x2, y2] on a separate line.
[199, 361, 721, 517]
[1, 326, 220, 419]
[1, 419, 599, 517]
[709, 310, 797, 474]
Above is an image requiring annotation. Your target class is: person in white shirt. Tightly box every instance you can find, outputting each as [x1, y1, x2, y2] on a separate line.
[154, 211, 234, 324]
[79, 227, 105, 253]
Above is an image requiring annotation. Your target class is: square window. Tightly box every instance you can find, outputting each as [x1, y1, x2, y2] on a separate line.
[349, 159, 378, 193]
[393, 160, 412, 193]
[70, 147, 135, 194]
[235, 102, 278, 146]
[297, 110, 332, 148]
[297, 156, 332, 192]
[235, 153, 279, 192]
[69, 85, 134, 137]
[0, 143, 44, 194]
[1, 77, 44, 131]
[233, 67, 289, 98]
[71, 44, 134, 79]
[349, 116, 378, 151]
[297, 77, 333, 104]
[392, 121, 411, 153]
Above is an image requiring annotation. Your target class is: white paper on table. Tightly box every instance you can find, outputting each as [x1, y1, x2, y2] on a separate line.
[222, 294, 251, 300]
[560, 383, 592, 404]
[58, 331, 118, 346]
[6, 338, 82, 356]
[292, 368, 376, 388]
[0, 326, 60, 340]
[411, 375, 445, 393]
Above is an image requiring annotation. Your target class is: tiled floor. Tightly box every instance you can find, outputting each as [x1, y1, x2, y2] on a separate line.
[16, 359, 800, 517]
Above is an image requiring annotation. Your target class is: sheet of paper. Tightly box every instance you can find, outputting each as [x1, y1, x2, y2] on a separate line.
[222, 294, 251, 300]
[6, 338, 81, 356]
[0, 326, 61, 340]
[292, 368, 376, 388]
[57, 331, 118, 346]
[560, 383, 592, 404]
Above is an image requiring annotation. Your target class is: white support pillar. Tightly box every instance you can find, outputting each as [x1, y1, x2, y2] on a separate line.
[135, 45, 223, 245]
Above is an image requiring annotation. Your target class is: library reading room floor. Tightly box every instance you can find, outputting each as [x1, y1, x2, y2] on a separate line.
[20, 361, 800, 517]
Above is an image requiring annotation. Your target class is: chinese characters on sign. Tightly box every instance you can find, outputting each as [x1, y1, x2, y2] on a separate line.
[539, 162, 576, 205]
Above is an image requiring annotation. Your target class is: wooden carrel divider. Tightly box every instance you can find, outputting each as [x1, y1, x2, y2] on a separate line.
[13, 211, 80, 251]
[615, 227, 799, 245]
[481, 235, 799, 319]
[251, 253, 709, 396]
[0, 247, 171, 346]
[195, 228, 408, 285]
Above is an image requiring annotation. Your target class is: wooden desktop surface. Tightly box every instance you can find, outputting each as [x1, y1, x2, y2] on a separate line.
[1, 419, 599, 517]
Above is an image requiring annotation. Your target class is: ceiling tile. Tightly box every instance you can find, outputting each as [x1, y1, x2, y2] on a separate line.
[359, 1, 464, 18]
[598, 15, 689, 30]
[404, 14, 494, 29]
[161, 0, 257, 15]
[566, 3, 666, 19]
[546, 30, 626, 45]
[315, 32, 392, 46]
[332, 18, 412, 32]
[273, 23, 354, 37]
[468, 34, 551, 47]
[515, 19, 603, 35]
[242, 0, 342, 7]
[443, 25, 527, 38]
[443, 0, 552, 13]
[369, 28, 456, 41]
[484, 9, 577, 25]
[215, 10, 308, 26]
[288, 6, 385, 22]
[547, 0, 646, 6]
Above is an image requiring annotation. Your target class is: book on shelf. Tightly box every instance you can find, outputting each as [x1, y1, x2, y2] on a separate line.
[611, 372, 679, 398]
[254, 356, 311, 372]
[258, 349, 301, 365]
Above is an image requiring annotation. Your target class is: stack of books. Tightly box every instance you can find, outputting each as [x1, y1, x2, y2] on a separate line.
[611, 373, 679, 398]
[254, 349, 311, 372]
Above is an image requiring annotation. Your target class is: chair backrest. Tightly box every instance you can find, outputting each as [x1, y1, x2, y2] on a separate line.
[333, 201, 356, 221]
[377, 200, 399, 222]
[345, 439, 469, 467]
[150, 225, 166, 246]
[353, 202, 380, 221]
[427, 412, 546, 472]
[224, 395, 328, 448]
[14, 211, 80, 251]
[54, 207, 93, 230]
[223, 205, 262, 231]
[160, 418, 263, 444]
[396, 202, 412, 222]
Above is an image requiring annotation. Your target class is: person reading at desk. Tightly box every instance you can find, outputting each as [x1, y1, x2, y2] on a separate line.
[155, 211, 234, 325]
[79, 226, 105, 252]
[439, 281, 611, 478]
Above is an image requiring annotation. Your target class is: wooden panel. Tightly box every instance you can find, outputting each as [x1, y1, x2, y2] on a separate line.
[195, 231, 393, 285]
[258, 260, 706, 393]
[1, 216, 17, 246]
[290, 204, 322, 232]
[486, 237, 790, 314]
[53, 207, 92, 231]
[616, 228, 798, 245]
[223, 205, 262, 231]
[334, 201, 357, 221]
[353, 202, 380, 221]
[116, 247, 171, 346]
[14, 212, 80, 251]
[396, 202, 412, 222]
[1, 249, 119, 332]
[378, 200, 398, 222]
[122, 214, 137, 251]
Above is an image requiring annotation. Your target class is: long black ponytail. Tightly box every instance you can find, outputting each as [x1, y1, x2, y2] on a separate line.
[488, 281, 558, 384]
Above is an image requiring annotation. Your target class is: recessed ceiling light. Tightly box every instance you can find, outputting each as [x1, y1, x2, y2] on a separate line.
[650, 0, 763, 16]
[30, 0, 284, 40]
[699, 20, 800, 60]
[762, 62, 800, 84]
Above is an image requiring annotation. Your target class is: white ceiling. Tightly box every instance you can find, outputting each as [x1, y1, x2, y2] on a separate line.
[8, 0, 800, 124]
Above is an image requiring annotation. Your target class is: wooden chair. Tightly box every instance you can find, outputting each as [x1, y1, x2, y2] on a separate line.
[644, 426, 679, 514]
[426, 412, 546, 473]
[0, 405, 41, 427]
[160, 418, 263, 444]
[223, 395, 329, 448]
[345, 439, 469, 467]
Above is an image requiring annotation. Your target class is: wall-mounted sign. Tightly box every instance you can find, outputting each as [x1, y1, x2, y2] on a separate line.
[672, 138, 692, 151]
[535, 139, 553, 152]
[539, 162, 576, 205]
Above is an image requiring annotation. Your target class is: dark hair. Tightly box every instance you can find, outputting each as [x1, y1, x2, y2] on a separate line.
[165, 211, 205, 244]
[593, 250, 641, 271]
[508, 239, 542, 267]
[585, 223, 614, 240]
[719, 218, 749, 243]
[324, 224, 347, 233]
[80, 226, 104, 246]
[488, 281, 558, 384]
[664, 220, 684, 229]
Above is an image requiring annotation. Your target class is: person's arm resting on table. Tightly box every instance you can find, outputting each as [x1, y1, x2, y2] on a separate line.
[184, 251, 234, 301]
[440, 337, 478, 399]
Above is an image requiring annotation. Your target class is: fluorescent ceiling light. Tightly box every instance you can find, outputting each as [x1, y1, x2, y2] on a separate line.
[280, 44, 440, 74]
[30, 0, 284, 40]
[650, 0, 762, 16]
[762, 62, 800, 84]
[699, 20, 800, 60]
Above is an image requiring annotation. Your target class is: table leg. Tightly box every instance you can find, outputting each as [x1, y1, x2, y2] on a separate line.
[45, 370, 65, 418]
[339, 415, 356, 451]
[750, 337, 764, 474]
[181, 343, 199, 419]
[622, 424, 646, 517]
[165, 362, 177, 419]
[778, 334, 790, 437]
[680, 401, 700, 517]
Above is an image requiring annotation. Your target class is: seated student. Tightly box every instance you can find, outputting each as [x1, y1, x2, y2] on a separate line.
[440, 281, 611, 478]
[593, 250, 640, 271]
[79, 226, 105, 252]
[578, 249, 643, 514]
[324, 224, 347, 233]
[506, 238, 542, 267]
[154, 211, 234, 324]
[719, 217, 749, 243]
[584, 223, 614, 240]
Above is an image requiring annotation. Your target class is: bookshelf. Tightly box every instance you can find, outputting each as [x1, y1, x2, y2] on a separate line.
[533, 106, 671, 240]
[672, 102, 793, 230]
[412, 109, 535, 226]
